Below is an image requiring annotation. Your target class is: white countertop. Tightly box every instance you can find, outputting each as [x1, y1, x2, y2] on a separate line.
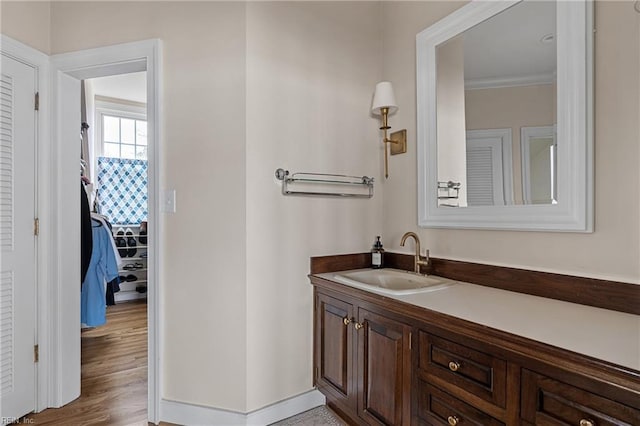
[318, 270, 640, 371]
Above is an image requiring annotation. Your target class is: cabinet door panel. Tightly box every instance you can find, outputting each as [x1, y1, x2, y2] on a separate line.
[357, 308, 411, 426]
[316, 293, 353, 402]
[521, 369, 640, 426]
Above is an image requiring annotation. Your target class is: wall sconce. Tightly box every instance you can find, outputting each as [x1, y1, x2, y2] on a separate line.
[371, 81, 407, 179]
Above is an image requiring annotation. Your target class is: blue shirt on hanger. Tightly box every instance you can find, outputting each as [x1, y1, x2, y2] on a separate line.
[81, 220, 119, 327]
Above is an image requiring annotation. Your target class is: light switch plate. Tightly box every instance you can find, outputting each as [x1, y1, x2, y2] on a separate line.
[161, 189, 176, 213]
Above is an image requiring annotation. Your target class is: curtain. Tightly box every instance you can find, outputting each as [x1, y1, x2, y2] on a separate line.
[97, 157, 148, 225]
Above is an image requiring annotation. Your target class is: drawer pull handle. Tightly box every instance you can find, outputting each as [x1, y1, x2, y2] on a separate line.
[448, 361, 461, 372]
[343, 317, 351, 326]
[447, 415, 459, 426]
[580, 420, 595, 426]
[354, 322, 364, 330]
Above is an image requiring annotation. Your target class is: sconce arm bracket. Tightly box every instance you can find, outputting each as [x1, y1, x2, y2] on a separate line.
[389, 129, 407, 155]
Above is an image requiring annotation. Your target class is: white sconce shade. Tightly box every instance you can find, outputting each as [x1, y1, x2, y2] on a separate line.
[371, 80, 406, 179]
[371, 81, 398, 115]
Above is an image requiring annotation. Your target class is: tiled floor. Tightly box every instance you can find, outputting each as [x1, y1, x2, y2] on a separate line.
[270, 406, 347, 426]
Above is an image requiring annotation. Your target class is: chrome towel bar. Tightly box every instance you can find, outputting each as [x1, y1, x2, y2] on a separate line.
[275, 168, 374, 198]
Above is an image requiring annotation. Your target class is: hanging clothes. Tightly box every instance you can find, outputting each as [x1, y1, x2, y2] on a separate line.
[90, 212, 123, 267]
[89, 213, 122, 306]
[81, 219, 119, 327]
[81, 182, 93, 283]
[105, 277, 121, 306]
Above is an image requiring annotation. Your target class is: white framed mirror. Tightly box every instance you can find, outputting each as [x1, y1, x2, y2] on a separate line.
[416, 0, 593, 231]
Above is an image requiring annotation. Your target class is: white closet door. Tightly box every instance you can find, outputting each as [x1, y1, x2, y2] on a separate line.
[466, 137, 505, 206]
[0, 54, 37, 421]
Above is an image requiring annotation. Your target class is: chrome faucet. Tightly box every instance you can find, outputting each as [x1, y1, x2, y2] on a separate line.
[400, 232, 430, 274]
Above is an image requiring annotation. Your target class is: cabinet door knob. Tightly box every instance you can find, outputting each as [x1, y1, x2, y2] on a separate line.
[580, 419, 595, 426]
[448, 361, 461, 372]
[354, 322, 364, 330]
[447, 415, 459, 426]
[343, 317, 351, 326]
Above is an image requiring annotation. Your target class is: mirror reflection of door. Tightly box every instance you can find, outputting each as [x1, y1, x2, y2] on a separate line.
[521, 125, 557, 204]
[465, 129, 514, 206]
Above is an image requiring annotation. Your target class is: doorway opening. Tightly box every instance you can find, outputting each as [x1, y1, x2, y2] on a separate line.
[81, 71, 150, 421]
[45, 40, 161, 424]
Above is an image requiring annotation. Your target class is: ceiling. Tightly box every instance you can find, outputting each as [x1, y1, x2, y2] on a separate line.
[89, 71, 147, 104]
[461, 1, 557, 89]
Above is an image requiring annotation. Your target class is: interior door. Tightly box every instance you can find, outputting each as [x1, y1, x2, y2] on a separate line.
[0, 53, 37, 421]
[466, 136, 506, 206]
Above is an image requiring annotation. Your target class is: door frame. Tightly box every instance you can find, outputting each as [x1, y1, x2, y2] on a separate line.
[0, 34, 50, 415]
[49, 40, 162, 423]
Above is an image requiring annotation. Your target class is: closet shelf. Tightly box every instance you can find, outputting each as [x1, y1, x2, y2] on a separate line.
[121, 256, 147, 261]
[120, 268, 148, 272]
[120, 279, 147, 284]
[111, 227, 148, 302]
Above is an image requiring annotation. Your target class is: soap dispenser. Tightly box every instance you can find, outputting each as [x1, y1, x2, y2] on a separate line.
[371, 236, 384, 269]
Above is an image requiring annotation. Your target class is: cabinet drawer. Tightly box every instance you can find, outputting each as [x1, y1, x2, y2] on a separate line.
[416, 379, 504, 426]
[521, 369, 640, 425]
[418, 331, 506, 408]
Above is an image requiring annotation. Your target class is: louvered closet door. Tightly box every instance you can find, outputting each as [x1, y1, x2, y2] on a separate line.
[0, 53, 37, 421]
[466, 137, 505, 206]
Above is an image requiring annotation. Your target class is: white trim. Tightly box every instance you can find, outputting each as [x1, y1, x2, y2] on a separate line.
[416, 0, 593, 232]
[466, 128, 514, 205]
[49, 39, 162, 423]
[465, 72, 555, 90]
[0, 35, 51, 413]
[95, 98, 146, 116]
[159, 390, 325, 426]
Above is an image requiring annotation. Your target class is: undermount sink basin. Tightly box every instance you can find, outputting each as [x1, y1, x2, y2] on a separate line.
[331, 268, 456, 296]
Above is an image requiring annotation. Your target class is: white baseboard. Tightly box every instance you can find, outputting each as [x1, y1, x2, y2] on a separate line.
[246, 390, 325, 425]
[159, 389, 325, 426]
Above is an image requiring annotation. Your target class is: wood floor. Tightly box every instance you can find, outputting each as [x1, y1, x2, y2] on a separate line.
[26, 300, 148, 425]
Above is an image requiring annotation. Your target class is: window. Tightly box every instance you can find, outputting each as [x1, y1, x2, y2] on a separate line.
[94, 99, 148, 224]
[102, 114, 147, 160]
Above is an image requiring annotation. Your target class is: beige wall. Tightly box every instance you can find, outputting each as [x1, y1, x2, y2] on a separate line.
[382, 1, 640, 284]
[436, 35, 467, 206]
[245, 2, 382, 410]
[0, 1, 51, 54]
[49, 1, 249, 410]
[15, 0, 383, 414]
[465, 84, 555, 204]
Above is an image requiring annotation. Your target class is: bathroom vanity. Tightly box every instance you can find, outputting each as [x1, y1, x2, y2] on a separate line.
[310, 254, 640, 426]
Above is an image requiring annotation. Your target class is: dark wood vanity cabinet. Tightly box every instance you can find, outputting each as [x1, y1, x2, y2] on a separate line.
[415, 381, 505, 426]
[315, 291, 412, 425]
[521, 370, 640, 426]
[311, 279, 640, 426]
[315, 293, 354, 409]
[414, 330, 512, 425]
